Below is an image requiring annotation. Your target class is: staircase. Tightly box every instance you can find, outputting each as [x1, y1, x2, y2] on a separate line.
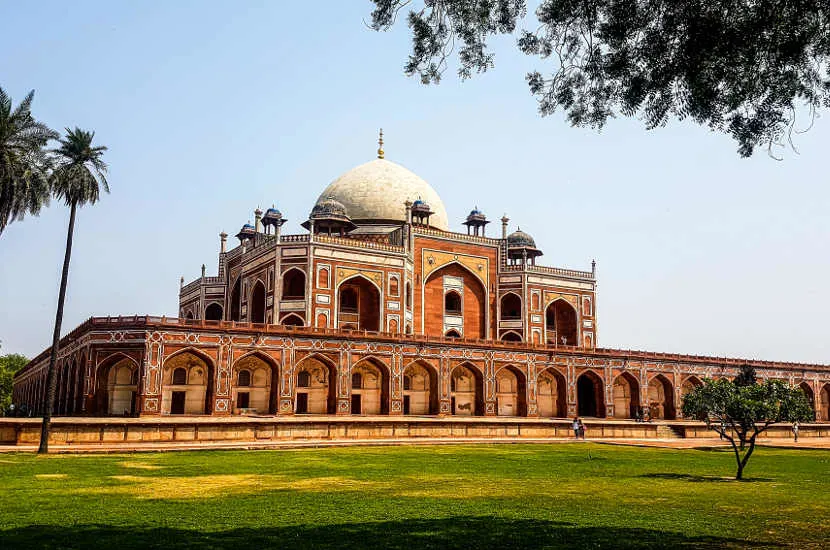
[656, 424, 685, 439]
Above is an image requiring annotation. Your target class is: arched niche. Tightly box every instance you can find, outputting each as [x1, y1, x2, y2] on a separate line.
[233, 353, 279, 414]
[205, 303, 223, 321]
[537, 368, 567, 418]
[161, 350, 215, 415]
[350, 358, 390, 415]
[612, 373, 640, 419]
[337, 276, 380, 332]
[647, 374, 676, 420]
[294, 355, 336, 414]
[282, 268, 306, 300]
[424, 264, 486, 339]
[249, 281, 266, 324]
[403, 361, 439, 415]
[545, 299, 578, 346]
[495, 366, 527, 417]
[451, 363, 484, 416]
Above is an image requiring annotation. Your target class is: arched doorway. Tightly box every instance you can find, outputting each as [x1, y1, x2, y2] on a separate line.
[546, 299, 578, 346]
[92, 355, 139, 415]
[350, 359, 390, 415]
[451, 363, 484, 416]
[612, 373, 640, 419]
[820, 384, 830, 422]
[161, 351, 214, 415]
[281, 313, 305, 326]
[250, 281, 266, 324]
[647, 375, 676, 420]
[230, 278, 241, 321]
[205, 303, 223, 321]
[679, 376, 702, 417]
[537, 368, 567, 418]
[577, 371, 605, 417]
[500, 293, 522, 320]
[282, 268, 306, 300]
[337, 276, 380, 331]
[501, 331, 522, 342]
[232, 353, 278, 414]
[294, 355, 336, 414]
[424, 264, 486, 339]
[799, 382, 816, 419]
[403, 361, 439, 415]
[495, 366, 527, 416]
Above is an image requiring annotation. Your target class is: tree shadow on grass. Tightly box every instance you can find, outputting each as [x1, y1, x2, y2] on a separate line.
[640, 473, 773, 483]
[0, 517, 775, 549]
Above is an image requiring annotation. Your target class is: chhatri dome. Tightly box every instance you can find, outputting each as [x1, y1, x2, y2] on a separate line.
[311, 130, 449, 231]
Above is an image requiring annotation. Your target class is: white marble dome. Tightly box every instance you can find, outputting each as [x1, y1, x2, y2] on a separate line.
[313, 158, 449, 230]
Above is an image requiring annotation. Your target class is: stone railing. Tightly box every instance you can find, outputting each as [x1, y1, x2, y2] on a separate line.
[502, 264, 594, 280]
[313, 234, 405, 253]
[414, 226, 502, 246]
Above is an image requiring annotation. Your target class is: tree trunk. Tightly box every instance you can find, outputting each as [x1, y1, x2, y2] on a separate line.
[38, 202, 76, 454]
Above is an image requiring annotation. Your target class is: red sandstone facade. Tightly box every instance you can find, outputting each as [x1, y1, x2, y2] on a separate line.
[12, 147, 830, 420]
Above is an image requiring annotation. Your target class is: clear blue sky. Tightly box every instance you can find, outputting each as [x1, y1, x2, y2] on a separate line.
[1, 1, 828, 364]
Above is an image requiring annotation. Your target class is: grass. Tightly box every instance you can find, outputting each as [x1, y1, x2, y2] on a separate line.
[1, 443, 829, 548]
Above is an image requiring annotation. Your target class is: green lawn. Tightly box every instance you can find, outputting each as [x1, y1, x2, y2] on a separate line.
[1, 443, 828, 549]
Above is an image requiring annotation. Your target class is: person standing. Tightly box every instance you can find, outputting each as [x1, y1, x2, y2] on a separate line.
[793, 421, 800, 443]
[578, 417, 586, 440]
[572, 416, 581, 440]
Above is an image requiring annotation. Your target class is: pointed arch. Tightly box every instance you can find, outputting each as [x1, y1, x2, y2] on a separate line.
[450, 362, 485, 416]
[205, 302, 223, 321]
[545, 298, 578, 346]
[424, 262, 487, 339]
[233, 351, 280, 414]
[500, 292, 522, 320]
[537, 367, 567, 418]
[445, 329, 461, 338]
[612, 372, 640, 419]
[647, 374, 676, 420]
[576, 370, 606, 417]
[229, 277, 242, 322]
[249, 279, 267, 324]
[500, 330, 522, 342]
[799, 382, 816, 418]
[162, 348, 216, 415]
[282, 267, 306, 300]
[403, 359, 439, 415]
[819, 383, 830, 422]
[337, 274, 381, 332]
[90, 353, 140, 416]
[495, 365, 527, 416]
[280, 313, 305, 326]
[293, 353, 337, 414]
[351, 356, 391, 414]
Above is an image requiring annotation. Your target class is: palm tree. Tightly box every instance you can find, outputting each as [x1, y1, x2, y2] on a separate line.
[0, 87, 58, 233]
[39, 128, 108, 453]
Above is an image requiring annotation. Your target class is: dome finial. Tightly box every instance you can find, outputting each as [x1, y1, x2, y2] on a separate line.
[377, 128, 384, 159]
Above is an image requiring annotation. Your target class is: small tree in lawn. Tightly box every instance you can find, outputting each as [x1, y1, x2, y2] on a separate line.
[682, 367, 814, 480]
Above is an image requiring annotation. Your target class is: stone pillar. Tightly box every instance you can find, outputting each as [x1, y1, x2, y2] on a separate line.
[336, 350, 352, 415]
[526, 360, 538, 417]
[439, 357, 451, 415]
[484, 359, 497, 416]
[220, 232, 227, 253]
[501, 215, 509, 239]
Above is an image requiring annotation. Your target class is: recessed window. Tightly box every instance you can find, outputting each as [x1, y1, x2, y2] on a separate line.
[445, 291, 462, 315]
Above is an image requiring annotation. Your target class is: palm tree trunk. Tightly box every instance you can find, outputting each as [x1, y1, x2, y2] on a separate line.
[38, 202, 76, 454]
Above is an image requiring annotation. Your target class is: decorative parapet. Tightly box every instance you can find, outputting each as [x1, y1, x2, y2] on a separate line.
[501, 263, 594, 280]
[414, 226, 502, 246]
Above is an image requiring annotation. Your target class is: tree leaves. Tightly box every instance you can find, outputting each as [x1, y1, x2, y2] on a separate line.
[370, 1, 830, 157]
